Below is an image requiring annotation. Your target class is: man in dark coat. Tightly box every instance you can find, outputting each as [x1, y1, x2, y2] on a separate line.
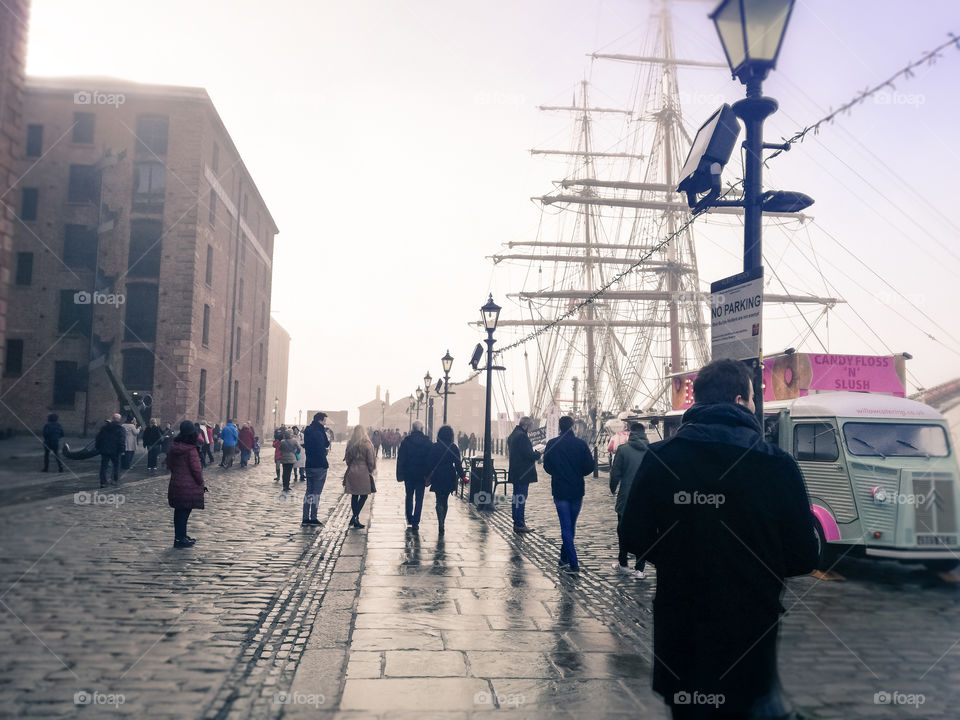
[621, 358, 818, 719]
[507, 417, 541, 533]
[301, 412, 330, 526]
[396, 420, 432, 530]
[543, 416, 595, 573]
[42, 413, 65, 472]
[95, 413, 125, 487]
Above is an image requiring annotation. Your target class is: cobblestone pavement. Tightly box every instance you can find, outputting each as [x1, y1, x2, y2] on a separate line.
[467, 459, 960, 719]
[2, 444, 959, 719]
[0, 446, 355, 719]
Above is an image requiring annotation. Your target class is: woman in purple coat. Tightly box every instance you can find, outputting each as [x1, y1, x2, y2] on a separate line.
[167, 420, 205, 548]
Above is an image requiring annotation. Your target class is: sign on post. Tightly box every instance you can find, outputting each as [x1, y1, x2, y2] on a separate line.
[710, 266, 763, 361]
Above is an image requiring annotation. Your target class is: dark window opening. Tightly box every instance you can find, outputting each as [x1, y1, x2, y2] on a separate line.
[208, 187, 216, 226]
[58, 290, 93, 336]
[21, 188, 38, 220]
[133, 162, 166, 211]
[4, 340, 24, 376]
[15, 252, 33, 285]
[199, 368, 207, 416]
[68, 164, 100, 204]
[26, 124, 43, 156]
[122, 348, 155, 392]
[235, 327, 241, 360]
[124, 283, 159, 342]
[128, 219, 162, 278]
[238, 278, 244, 312]
[73, 112, 95, 143]
[205, 245, 214, 286]
[64, 225, 98, 270]
[135, 115, 169, 156]
[53, 361, 80, 406]
[232, 380, 239, 419]
[202, 304, 211, 346]
[258, 343, 264, 374]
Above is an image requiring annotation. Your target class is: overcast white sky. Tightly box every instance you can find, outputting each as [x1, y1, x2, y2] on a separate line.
[25, 0, 960, 424]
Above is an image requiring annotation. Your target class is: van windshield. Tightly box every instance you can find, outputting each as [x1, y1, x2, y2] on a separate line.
[842, 423, 949, 458]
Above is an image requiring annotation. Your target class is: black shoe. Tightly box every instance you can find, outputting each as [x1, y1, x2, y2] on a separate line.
[410, 524, 418, 532]
[173, 538, 195, 548]
[308, 519, 323, 526]
[353, 517, 365, 529]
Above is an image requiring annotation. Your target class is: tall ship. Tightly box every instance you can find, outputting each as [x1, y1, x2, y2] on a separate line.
[490, 1, 836, 441]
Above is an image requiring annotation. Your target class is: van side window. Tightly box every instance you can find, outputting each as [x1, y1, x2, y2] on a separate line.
[795, 423, 839, 462]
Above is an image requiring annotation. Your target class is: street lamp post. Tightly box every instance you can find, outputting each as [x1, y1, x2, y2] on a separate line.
[423, 371, 432, 439]
[707, 0, 800, 424]
[407, 396, 415, 432]
[478, 295, 501, 510]
[441, 350, 453, 425]
[415, 388, 423, 423]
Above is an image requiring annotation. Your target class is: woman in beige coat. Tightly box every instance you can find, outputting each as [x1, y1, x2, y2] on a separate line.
[343, 424, 376, 528]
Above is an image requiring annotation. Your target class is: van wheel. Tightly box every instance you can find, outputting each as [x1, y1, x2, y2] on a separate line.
[813, 520, 832, 571]
[922, 560, 959, 573]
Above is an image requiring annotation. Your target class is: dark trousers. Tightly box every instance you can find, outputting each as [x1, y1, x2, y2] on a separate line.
[351, 494, 367, 518]
[303, 468, 327, 521]
[617, 512, 645, 571]
[554, 497, 583, 570]
[222, 445, 236, 467]
[173, 508, 192, 539]
[512, 482, 529, 527]
[281, 463, 294, 490]
[203, 444, 214, 465]
[43, 442, 63, 471]
[147, 446, 161, 469]
[435, 492, 449, 528]
[99, 453, 120, 486]
[121, 450, 134, 469]
[404, 481, 425, 525]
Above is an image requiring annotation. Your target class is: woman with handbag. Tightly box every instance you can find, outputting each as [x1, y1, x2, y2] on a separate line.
[343, 424, 376, 528]
[427, 425, 466, 536]
[278, 429, 301, 492]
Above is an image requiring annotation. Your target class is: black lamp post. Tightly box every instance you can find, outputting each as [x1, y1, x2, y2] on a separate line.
[478, 295, 501, 510]
[441, 350, 454, 424]
[423, 371, 432, 439]
[710, 0, 798, 424]
[407, 396, 415, 432]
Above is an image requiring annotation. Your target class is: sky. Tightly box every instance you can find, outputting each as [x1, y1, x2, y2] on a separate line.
[24, 0, 960, 424]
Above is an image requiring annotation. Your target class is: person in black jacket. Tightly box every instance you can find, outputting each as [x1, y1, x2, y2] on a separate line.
[620, 358, 818, 719]
[507, 417, 541, 533]
[142, 418, 164, 472]
[396, 420, 432, 531]
[543, 416, 595, 574]
[95, 414, 125, 487]
[42, 413, 65, 472]
[426, 425, 466, 535]
[301, 412, 331, 526]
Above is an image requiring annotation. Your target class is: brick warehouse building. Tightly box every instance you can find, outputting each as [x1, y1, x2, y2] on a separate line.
[0, 1, 31, 380]
[1, 77, 278, 437]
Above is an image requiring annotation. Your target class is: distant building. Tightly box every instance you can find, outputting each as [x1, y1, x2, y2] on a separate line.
[306, 410, 348, 442]
[265, 318, 290, 434]
[0, 77, 277, 436]
[0, 1, 31, 381]
[357, 375, 487, 439]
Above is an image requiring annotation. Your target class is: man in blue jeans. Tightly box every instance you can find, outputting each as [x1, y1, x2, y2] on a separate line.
[507, 417, 540, 533]
[543, 415, 595, 573]
[301, 413, 330, 526]
[397, 421, 432, 531]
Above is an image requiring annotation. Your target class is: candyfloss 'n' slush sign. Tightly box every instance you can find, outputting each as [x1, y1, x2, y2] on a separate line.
[710, 266, 764, 361]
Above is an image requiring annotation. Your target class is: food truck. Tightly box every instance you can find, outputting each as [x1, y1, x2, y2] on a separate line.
[653, 353, 960, 571]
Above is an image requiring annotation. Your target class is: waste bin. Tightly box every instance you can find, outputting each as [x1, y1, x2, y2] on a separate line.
[468, 457, 494, 509]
